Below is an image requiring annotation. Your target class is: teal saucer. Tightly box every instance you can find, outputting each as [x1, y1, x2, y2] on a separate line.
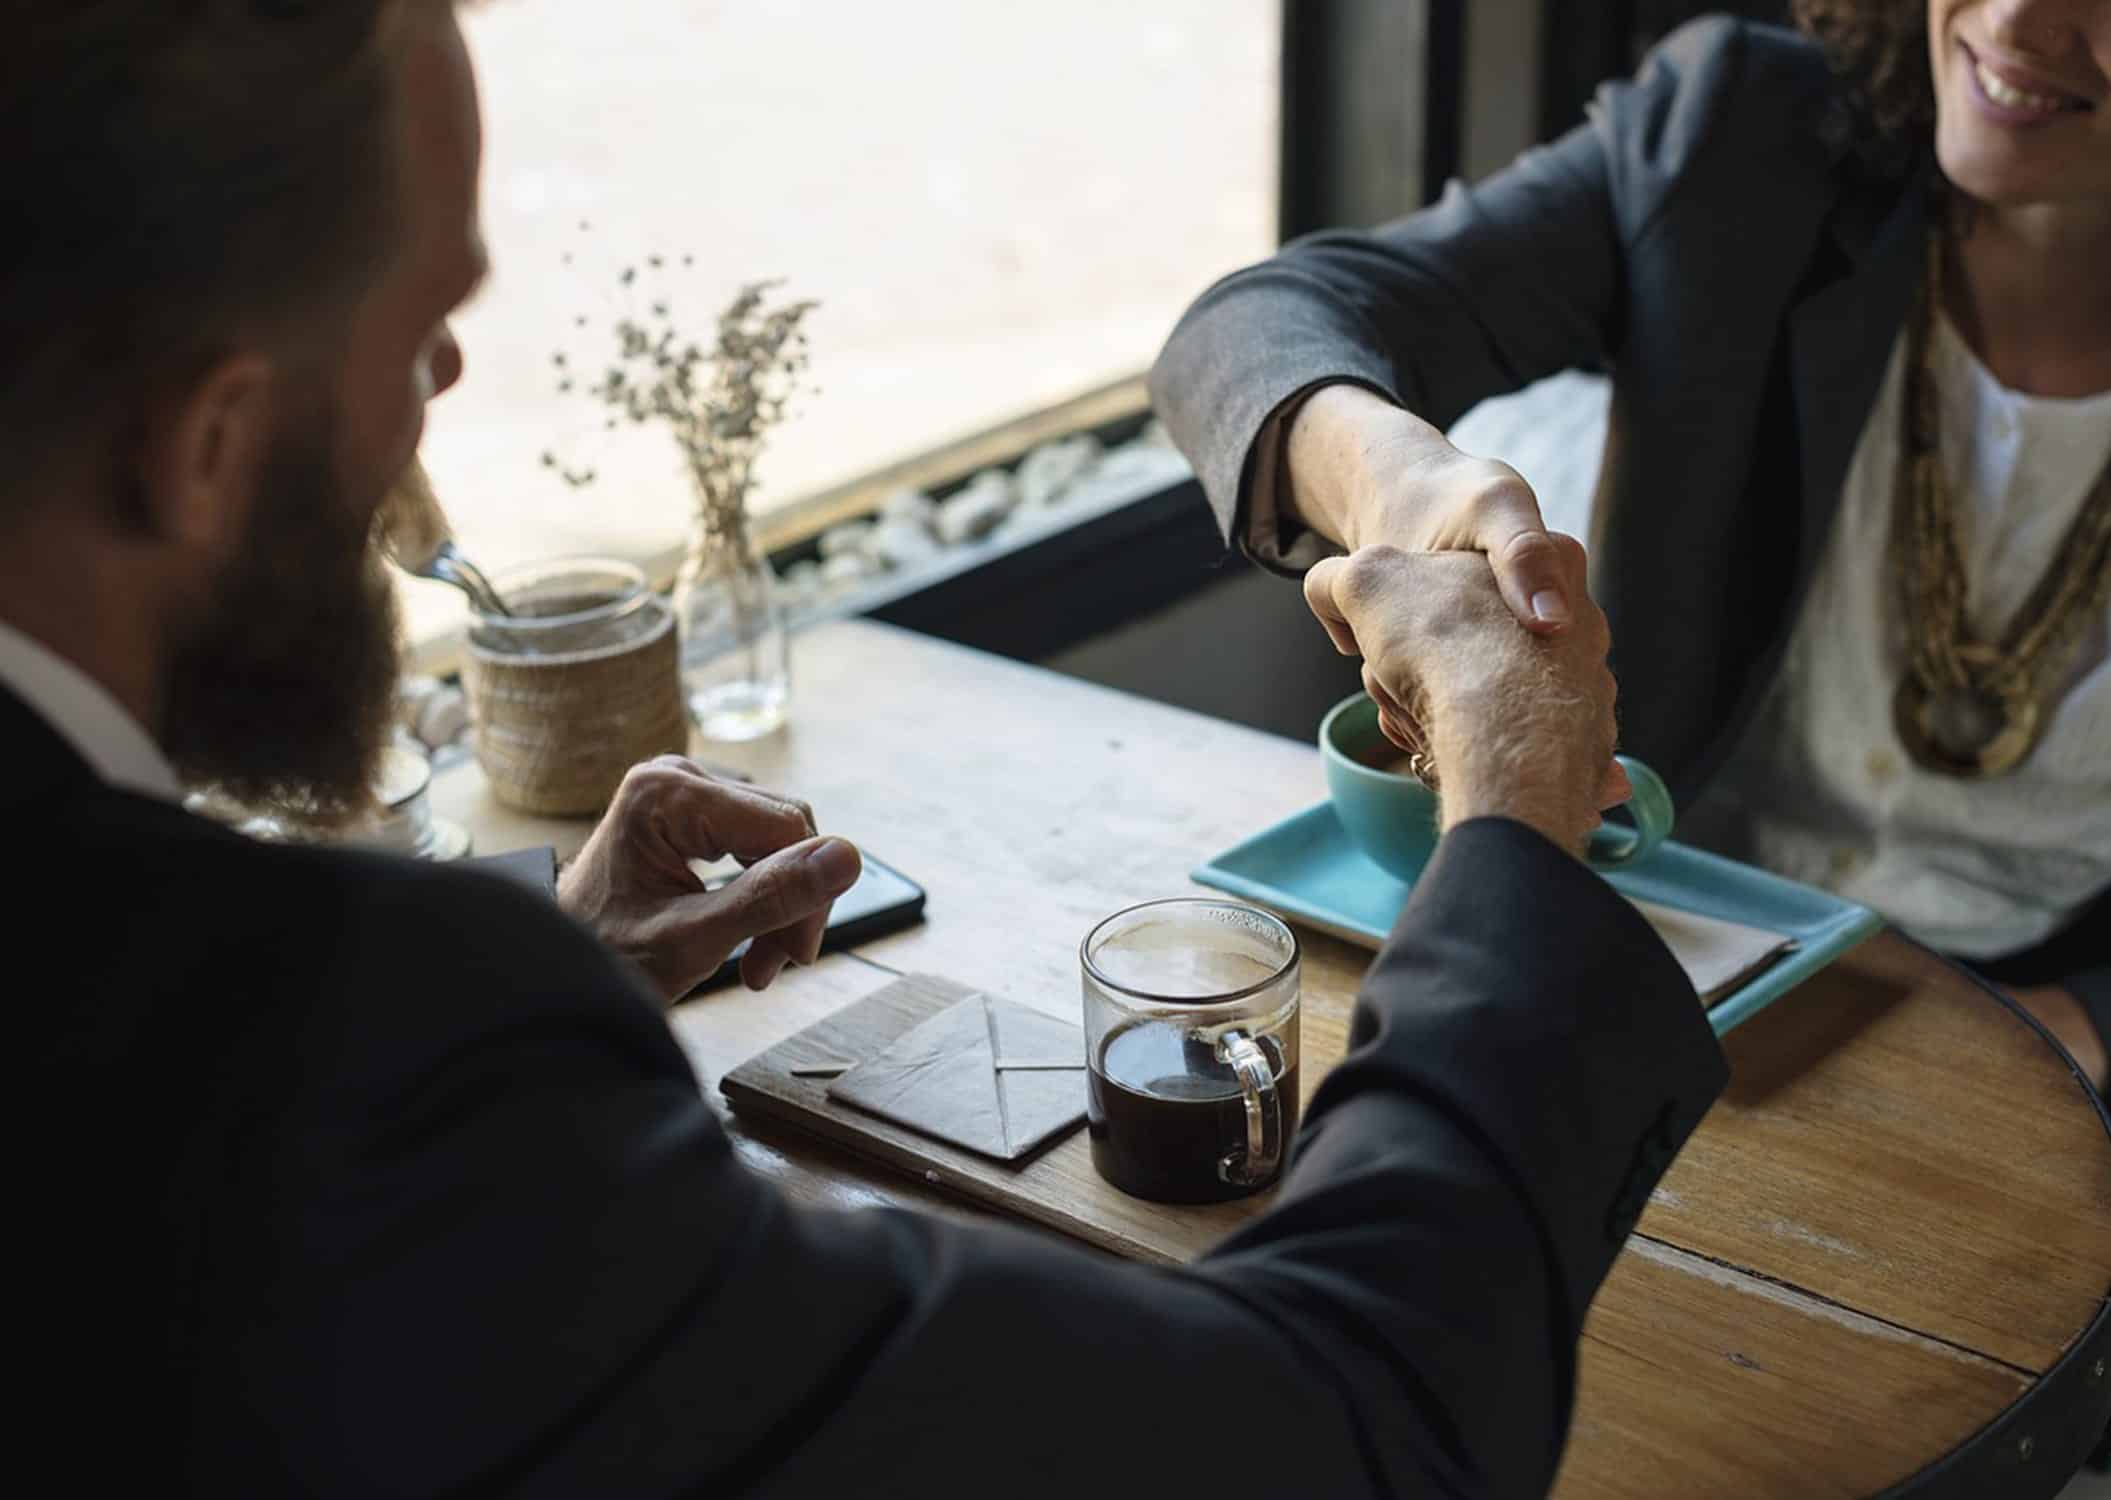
[1193, 803, 1883, 1036]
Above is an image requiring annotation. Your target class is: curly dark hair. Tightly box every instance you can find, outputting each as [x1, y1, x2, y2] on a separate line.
[1793, 0, 1936, 140]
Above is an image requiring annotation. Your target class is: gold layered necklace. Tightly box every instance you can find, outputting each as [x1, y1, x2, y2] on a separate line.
[1892, 235, 2111, 778]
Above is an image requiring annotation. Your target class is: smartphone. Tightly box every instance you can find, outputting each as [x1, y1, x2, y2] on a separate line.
[696, 853, 927, 991]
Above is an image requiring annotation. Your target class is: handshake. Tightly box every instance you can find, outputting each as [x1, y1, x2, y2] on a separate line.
[1279, 381, 1634, 858]
[1304, 534, 1631, 859]
[554, 374, 1627, 1006]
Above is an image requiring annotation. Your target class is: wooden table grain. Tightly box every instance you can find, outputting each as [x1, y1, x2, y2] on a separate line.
[432, 618, 2111, 1497]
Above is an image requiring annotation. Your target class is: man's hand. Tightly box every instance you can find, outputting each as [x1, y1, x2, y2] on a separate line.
[558, 757, 863, 1001]
[1283, 384, 1570, 632]
[1305, 537, 1623, 855]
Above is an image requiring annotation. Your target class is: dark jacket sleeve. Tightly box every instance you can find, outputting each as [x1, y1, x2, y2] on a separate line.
[1147, 15, 1760, 560]
[193, 820, 1725, 1499]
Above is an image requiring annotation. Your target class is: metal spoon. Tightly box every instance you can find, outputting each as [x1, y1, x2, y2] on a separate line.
[420, 540, 513, 618]
[377, 459, 513, 617]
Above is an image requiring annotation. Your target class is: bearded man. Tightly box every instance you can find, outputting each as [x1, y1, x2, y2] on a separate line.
[10, 4, 1725, 1495]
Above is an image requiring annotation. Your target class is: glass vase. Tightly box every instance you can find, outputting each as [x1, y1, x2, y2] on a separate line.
[674, 515, 790, 741]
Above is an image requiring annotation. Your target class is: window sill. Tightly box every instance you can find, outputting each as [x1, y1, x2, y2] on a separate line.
[404, 372, 1152, 680]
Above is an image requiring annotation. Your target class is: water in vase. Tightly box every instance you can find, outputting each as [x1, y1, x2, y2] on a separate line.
[676, 556, 791, 741]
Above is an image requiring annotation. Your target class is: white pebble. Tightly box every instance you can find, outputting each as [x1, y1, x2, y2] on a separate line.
[877, 487, 937, 531]
[964, 467, 1018, 505]
[1016, 434, 1103, 508]
[1073, 442, 1189, 498]
[414, 686, 471, 748]
[819, 519, 876, 561]
[819, 551, 876, 590]
[780, 559, 822, 601]
[870, 517, 943, 570]
[935, 469, 1021, 545]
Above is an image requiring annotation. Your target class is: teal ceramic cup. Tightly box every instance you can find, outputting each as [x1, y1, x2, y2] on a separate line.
[1319, 693, 1674, 881]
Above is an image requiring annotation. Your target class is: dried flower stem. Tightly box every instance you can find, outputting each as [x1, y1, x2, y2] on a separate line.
[546, 273, 816, 555]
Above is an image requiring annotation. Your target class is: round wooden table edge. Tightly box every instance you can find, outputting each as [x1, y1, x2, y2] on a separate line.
[1870, 949, 2111, 1499]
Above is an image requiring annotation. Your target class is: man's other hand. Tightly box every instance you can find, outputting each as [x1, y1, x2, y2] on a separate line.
[559, 757, 862, 1000]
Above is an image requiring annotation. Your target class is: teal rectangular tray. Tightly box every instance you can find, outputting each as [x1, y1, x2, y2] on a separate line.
[1193, 803, 1883, 1036]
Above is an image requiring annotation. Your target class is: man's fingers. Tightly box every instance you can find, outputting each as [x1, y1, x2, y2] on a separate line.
[1302, 558, 1362, 656]
[677, 835, 861, 980]
[1597, 759, 1632, 810]
[741, 933, 795, 991]
[1362, 664, 1409, 721]
[639, 757, 819, 865]
[787, 900, 830, 967]
[1377, 707, 1420, 756]
[1473, 483, 1568, 634]
[762, 834, 854, 973]
[1360, 668, 1415, 755]
[1361, 662, 1433, 760]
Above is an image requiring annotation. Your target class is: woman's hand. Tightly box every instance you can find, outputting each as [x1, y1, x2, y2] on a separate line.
[2009, 984, 2108, 1090]
[1283, 384, 1574, 632]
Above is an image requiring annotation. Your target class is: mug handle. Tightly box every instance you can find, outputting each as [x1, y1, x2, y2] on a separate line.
[1215, 1030, 1282, 1188]
[1586, 755, 1675, 870]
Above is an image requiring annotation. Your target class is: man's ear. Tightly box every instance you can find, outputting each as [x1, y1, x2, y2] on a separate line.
[136, 353, 274, 550]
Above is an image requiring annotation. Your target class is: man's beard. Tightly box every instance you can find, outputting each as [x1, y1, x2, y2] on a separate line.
[161, 419, 403, 827]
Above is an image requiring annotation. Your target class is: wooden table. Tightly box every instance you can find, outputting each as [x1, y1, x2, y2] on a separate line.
[433, 619, 2111, 1497]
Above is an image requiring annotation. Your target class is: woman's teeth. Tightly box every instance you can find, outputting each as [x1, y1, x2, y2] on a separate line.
[1976, 57, 2078, 115]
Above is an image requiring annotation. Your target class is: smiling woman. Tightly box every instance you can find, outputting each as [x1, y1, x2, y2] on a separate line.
[1786, 1, 2111, 194]
[1147, 0, 2111, 1092]
[402, 0, 1280, 646]
[1927, 0, 2111, 211]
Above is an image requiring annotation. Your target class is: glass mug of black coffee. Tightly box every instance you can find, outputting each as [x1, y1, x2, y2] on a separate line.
[1081, 898, 1301, 1203]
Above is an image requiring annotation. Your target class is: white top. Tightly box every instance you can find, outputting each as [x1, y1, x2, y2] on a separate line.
[1691, 313, 2111, 958]
[0, 620, 181, 802]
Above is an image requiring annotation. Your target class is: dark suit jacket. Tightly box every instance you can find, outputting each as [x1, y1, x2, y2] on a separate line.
[1149, 15, 2108, 1024]
[13, 681, 1725, 1497]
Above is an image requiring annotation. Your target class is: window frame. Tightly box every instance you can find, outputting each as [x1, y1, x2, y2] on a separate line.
[409, 2, 1469, 677]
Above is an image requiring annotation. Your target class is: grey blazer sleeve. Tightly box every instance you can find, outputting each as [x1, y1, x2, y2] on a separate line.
[1148, 15, 1760, 564]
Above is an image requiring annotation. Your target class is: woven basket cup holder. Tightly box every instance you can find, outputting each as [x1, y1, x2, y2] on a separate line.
[463, 558, 686, 816]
